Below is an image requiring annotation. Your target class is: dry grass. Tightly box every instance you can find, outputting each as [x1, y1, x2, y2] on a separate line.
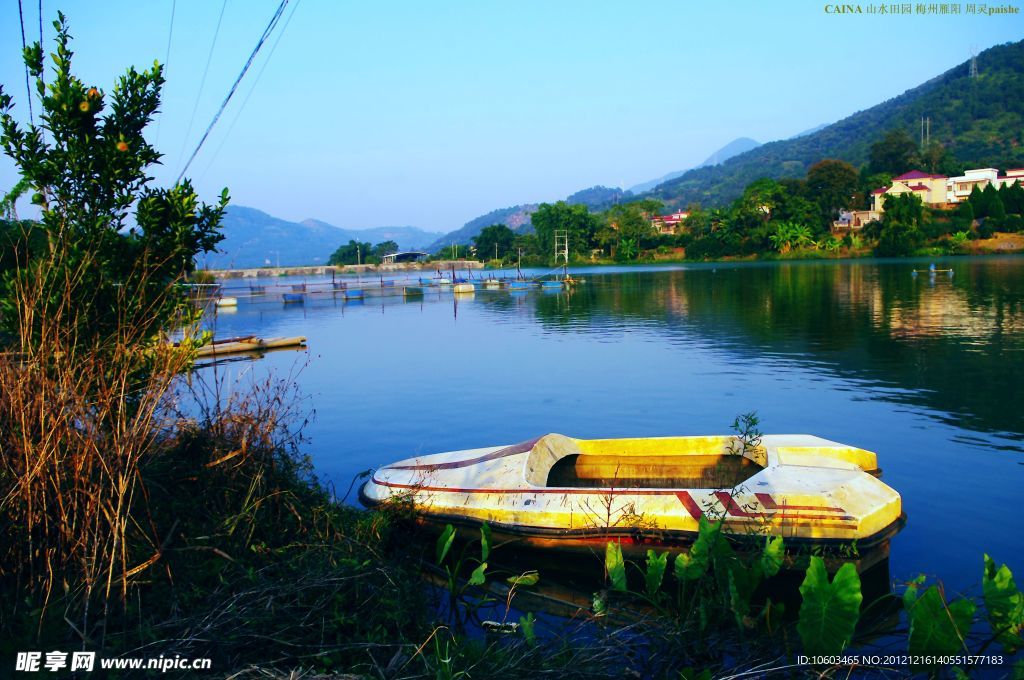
[0, 241, 195, 645]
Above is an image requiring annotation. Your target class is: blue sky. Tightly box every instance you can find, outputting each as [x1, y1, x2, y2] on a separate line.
[1, 1, 1021, 232]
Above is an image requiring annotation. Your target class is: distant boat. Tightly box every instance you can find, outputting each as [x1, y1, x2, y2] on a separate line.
[282, 293, 304, 304]
[190, 335, 307, 358]
[361, 433, 904, 555]
[215, 296, 238, 307]
[510, 281, 532, 290]
[345, 289, 364, 299]
[541, 280, 563, 290]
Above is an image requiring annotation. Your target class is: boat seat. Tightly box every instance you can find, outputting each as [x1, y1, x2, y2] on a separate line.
[546, 453, 762, 489]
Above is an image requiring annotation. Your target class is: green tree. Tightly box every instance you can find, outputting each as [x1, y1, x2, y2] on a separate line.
[472, 224, 515, 261]
[875, 193, 924, 256]
[919, 141, 959, 176]
[0, 13, 226, 347]
[328, 239, 372, 265]
[969, 184, 987, 218]
[1001, 181, 1024, 215]
[531, 201, 600, 261]
[984, 183, 1006, 221]
[955, 199, 975, 231]
[806, 159, 859, 231]
[869, 129, 918, 174]
[606, 202, 657, 256]
[372, 240, 399, 258]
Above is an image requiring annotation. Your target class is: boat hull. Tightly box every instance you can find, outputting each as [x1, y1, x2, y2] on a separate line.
[361, 433, 904, 549]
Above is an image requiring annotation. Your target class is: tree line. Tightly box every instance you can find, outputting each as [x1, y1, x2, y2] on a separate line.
[463, 129, 1023, 265]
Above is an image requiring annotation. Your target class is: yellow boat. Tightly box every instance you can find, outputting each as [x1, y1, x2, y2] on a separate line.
[360, 433, 904, 553]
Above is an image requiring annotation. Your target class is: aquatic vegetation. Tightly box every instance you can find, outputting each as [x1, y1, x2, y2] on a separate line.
[796, 557, 862, 656]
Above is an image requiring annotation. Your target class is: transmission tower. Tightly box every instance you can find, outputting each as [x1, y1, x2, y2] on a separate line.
[554, 230, 569, 266]
[969, 47, 978, 78]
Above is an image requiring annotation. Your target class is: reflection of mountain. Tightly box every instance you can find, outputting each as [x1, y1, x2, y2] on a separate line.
[477, 260, 1024, 436]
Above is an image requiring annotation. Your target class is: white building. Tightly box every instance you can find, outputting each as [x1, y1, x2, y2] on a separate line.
[946, 168, 1024, 204]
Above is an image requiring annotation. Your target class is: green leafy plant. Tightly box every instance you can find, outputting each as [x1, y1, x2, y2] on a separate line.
[435, 523, 493, 629]
[797, 556, 862, 656]
[605, 541, 627, 592]
[982, 555, 1024, 653]
[903, 576, 975, 662]
[0, 13, 226, 350]
[645, 549, 669, 599]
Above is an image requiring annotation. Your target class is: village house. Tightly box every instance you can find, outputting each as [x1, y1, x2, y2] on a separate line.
[870, 170, 948, 211]
[650, 210, 689, 235]
[946, 168, 1024, 203]
[832, 209, 881, 234]
[870, 167, 1024, 213]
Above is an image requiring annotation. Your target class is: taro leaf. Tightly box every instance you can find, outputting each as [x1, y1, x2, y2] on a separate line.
[679, 668, 712, 680]
[982, 554, 1024, 653]
[906, 585, 975, 658]
[606, 541, 627, 592]
[507, 570, 540, 587]
[469, 562, 487, 586]
[797, 557, 862, 656]
[593, 591, 607, 616]
[519, 612, 537, 647]
[760, 535, 785, 579]
[728, 562, 757, 628]
[903, 574, 926, 611]
[674, 517, 722, 582]
[435, 524, 456, 565]
[480, 522, 492, 562]
[645, 550, 668, 598]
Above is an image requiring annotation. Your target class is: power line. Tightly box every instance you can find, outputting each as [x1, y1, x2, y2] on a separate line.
[197, 0, 301, 182]
[155, 0, 178, 146]
[177, 0, 229, 174]
[17, 0, 34, 124]
[176, 0, 290, 183]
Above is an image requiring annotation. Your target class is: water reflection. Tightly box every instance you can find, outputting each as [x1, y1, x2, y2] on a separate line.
[206, 257, 1024, 590]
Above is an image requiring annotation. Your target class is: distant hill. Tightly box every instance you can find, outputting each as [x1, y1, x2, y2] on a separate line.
[649, 39, 1024, 209]
[428, 137, 764, 251]
[628, 137, 761, 194]
[789, 123, 827, 139]
[426, 204, 538, 251]
[566, 185, 632, 209]
[198, 206, 443, 269]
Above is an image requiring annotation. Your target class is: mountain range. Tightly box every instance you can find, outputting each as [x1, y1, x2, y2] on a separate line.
[648, 39, 1024, 209]
[627, 137, 762, 194]
[207, 39, 1023, 266]
[198, 206, 443, 269]
[423, 136, 763, 251]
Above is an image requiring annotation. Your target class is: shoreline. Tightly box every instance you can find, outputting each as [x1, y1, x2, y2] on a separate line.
[203, 234, 1024, 279]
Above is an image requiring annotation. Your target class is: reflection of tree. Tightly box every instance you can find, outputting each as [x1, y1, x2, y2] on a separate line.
[481, 262, 1024, 435]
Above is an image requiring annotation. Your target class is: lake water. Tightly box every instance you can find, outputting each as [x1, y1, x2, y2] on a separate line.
[206, 256, 1024, 593]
